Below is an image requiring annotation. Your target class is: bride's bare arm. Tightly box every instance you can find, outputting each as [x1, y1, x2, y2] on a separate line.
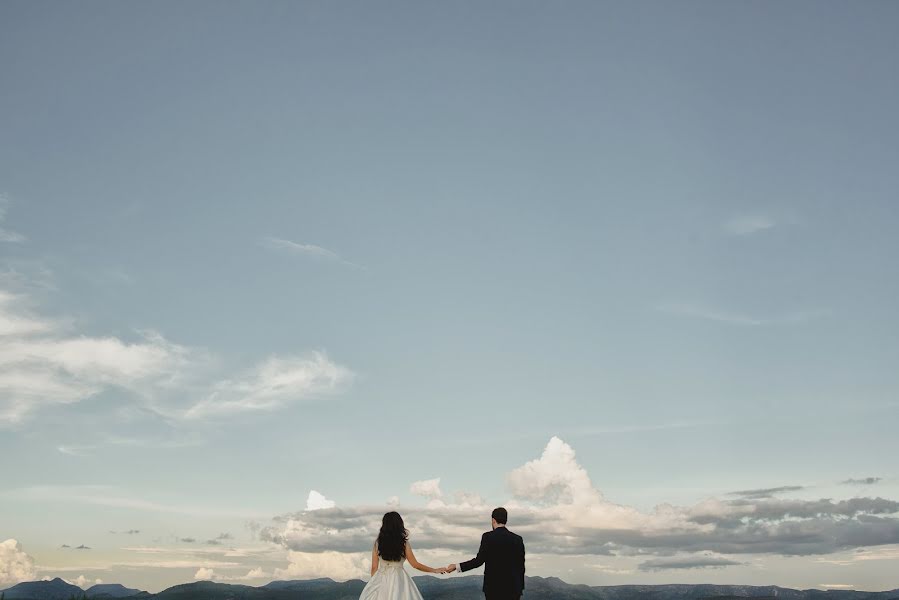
[405, 541, 443, 574]
[371, 539, 379, 576]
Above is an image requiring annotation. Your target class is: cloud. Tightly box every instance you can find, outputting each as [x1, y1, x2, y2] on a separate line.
[507, 436, 601, 506]
[194, 567, 215, 580]
[259, 437, 899, 567]
[260, 237, 363, 270]
[180, 538, 196, 543]
[843, 477, 882, 485]
[306, 490, 337, 511]
[656, 303, 830, 326]
[0, 257, 355, 426]
[638, 554, 743, 571]
[0, 539, 36, 586]
[0, 288, 193, 424]
[410, 478, 443, 500]
[75, 544, 91, 550]
[723, 215, 775, 236]
[728, 485, 805, 499]
[183, 352, 352, 419]
[0, 195, 25, 243]
[273, 551, 369, 582]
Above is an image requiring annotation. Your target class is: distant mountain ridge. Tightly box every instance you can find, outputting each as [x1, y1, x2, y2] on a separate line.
[3, 576, 899, 600]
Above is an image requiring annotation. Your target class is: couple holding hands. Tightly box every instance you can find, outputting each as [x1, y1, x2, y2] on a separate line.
[360, 507, 526, 600]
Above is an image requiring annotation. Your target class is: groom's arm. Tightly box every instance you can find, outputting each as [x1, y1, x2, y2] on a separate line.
[455, 532, 489, 573]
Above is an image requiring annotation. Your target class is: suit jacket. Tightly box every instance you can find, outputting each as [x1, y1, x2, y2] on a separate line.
[459, 527, 525, 596]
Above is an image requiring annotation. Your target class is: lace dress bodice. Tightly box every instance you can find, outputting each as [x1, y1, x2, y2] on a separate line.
[378, 557, 406, 572]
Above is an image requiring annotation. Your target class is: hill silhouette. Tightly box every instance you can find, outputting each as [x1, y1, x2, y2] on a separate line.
[3, 576, 899, 600]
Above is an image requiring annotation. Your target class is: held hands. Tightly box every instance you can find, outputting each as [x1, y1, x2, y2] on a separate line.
[435, 564, 456, 575]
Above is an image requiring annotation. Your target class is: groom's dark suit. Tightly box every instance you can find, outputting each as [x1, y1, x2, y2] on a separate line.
[459, 526, 525, 600]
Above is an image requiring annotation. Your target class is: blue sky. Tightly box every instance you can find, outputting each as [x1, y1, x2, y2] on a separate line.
[2, 0, 899, 593]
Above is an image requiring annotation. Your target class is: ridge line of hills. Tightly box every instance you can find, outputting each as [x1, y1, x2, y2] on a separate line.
[3, 576, 899, 600]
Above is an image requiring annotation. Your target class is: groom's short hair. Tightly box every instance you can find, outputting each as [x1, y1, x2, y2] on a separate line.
[492, 507, 508, 524]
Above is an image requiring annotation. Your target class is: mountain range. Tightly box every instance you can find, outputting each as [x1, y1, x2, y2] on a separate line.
[3, 576, 899, 600]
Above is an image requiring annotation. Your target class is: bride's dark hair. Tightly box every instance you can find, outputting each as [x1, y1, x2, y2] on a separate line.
[376, 511, 408, 561]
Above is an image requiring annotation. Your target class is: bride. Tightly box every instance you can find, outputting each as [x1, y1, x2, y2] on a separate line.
[359, 511, 447, 600]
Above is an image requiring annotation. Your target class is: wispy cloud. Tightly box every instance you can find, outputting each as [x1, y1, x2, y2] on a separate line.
[57, 436, 204, 457]
[728, 485, 805, 499]
[2, 485, 269, 519]
[656, 303, 831, 326]
[0, 264, 353, 426]
[638, 554, 743, 571]
[0, 194, 25, 243]
[182, 352, 352, 419]
[723, 215, 776, 236]
[260, 237, 363, 270]
[842, 477, 882, 485]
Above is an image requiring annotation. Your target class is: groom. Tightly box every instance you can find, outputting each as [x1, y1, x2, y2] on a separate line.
[446, 507, 525, 599]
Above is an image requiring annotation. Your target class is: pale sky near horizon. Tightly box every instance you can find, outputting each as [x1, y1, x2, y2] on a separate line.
[2, 0, 899, 593]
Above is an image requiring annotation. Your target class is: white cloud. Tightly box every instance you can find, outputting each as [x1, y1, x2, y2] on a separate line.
[260, 436, 899, 566]
[723, 215, 775, 236]
[0, 288, 192, 424]
[306, 490, 336, 511]
[0, 270, 353, 425]
[273, 551, 369, 582]
[260, 237, 363, 270]
[183, 353, 352, 419]
[410, 478, 443, 499]
[0, 291, 53, 336]
[507, 436, 601, 506]
[0, 539, 36, 586]
[194, 567, 215, 580]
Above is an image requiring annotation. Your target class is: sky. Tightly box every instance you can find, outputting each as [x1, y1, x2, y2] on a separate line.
[1, 0, 899, 593]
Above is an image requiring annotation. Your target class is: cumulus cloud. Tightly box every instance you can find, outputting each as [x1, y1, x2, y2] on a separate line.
[193, 566, 267, 582]
[273, 551, 369, 582]
[0, 539, 36, 586]
[306, 490, 337, 511]
[410, 478, 443, 500]
[506, 436, 601, 505]
[259, 437, 899, 573]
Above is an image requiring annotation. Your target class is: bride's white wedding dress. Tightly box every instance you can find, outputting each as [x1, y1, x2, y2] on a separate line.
[358, 557, 425, 600]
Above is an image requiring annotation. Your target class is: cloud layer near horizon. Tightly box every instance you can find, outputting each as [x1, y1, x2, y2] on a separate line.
[259, 437, 899, 574]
